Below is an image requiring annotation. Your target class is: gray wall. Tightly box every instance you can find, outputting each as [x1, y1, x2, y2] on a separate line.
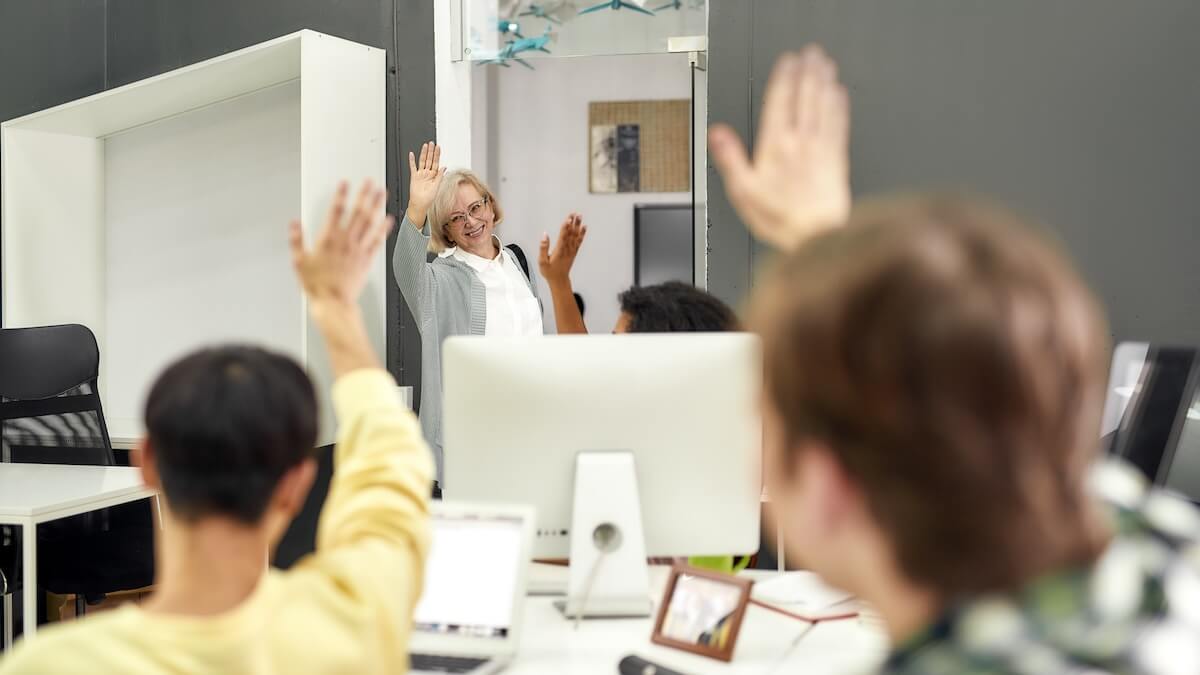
[708, 0, 1200, 345]
[0, 2, 107, 119]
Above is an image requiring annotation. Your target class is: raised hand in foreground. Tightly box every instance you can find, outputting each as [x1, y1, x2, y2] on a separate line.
[709, 45, 851, 251]
[289, 180, 394, 375]
[539, 213, 588, 334]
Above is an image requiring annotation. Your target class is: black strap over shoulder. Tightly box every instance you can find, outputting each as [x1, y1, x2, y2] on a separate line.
[505, 243, 531, 281]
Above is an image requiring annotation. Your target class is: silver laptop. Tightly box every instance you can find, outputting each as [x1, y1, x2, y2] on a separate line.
[410, 502, 535, 674]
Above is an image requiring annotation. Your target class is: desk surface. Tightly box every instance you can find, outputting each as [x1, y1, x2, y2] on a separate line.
[512, 566, 888, 674]
[0, 463, 152, 519]
[110, 436, 138, 451]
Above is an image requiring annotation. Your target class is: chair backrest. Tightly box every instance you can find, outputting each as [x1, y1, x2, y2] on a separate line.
[0, 324, 114, 465]
[0, 324, 100, 398]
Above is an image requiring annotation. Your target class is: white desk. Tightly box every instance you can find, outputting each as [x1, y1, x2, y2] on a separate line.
[511, 566, 888, 674]
[0, 463, 156, 644]
[110, 436, 139, 452]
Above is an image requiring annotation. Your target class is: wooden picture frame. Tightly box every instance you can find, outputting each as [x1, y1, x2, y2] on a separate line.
[651, 563, 753, 662]
[588, 99, 690, 193]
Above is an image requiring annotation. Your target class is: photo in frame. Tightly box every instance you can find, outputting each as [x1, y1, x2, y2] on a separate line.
[588, 99, 689, 194]
[651, 564, 753, 662]
[590, 124, 618, 193]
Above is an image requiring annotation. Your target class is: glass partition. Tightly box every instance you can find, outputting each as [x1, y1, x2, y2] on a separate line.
[459, 0, 709, 332]
[690, 51, 707, 288]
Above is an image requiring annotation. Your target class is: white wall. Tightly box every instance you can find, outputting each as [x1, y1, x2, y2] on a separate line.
[472, 53, 692, 334]
[103, 81, 302, 439]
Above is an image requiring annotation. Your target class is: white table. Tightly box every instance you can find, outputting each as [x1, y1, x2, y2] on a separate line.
[109, 437, 140, 451]
[0, 463, 156, 645]
[510, 566, 888, 674]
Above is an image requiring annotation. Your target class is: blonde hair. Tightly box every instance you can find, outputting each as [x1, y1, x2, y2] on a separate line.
[427, 169, 504, 253]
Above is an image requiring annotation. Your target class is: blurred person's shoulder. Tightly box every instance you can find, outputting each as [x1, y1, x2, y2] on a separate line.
[885, 460, 1200, 675]
[0, 606, 146, 674]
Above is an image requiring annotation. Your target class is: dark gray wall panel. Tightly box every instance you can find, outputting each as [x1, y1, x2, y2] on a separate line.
[709, 0, 1200, 344]
[0, 0, 107, 120]
[105, 0, 392, 86]
[705, 0, 754, 310]
[390, 0, 435, 398]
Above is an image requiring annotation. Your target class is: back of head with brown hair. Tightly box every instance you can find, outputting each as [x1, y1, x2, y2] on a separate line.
[752, 194, 1112, 598]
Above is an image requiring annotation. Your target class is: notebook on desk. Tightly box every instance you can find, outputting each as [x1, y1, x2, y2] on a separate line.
[409, 502, 535, 674]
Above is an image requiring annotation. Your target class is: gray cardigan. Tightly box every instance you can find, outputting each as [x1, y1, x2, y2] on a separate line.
[392, 215, 543, 482]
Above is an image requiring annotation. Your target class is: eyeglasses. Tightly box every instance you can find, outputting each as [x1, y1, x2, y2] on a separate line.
[447, 197, 491, 229]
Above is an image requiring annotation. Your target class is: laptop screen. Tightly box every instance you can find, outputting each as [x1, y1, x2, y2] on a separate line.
[413, 512, 525, 639]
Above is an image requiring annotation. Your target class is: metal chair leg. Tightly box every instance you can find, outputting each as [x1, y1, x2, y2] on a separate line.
[74, 594, 86, 618]
[3, 593, 12, 650]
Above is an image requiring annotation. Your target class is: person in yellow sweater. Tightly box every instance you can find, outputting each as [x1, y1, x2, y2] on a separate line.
[0, 179, 432, 674]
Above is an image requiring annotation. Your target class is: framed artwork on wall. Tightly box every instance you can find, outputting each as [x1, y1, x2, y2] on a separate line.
[588, 99, 688, 193]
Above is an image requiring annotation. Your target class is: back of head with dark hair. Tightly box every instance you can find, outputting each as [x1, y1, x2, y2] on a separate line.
[618, 281, 739, 333]
[144, 346, 318, 525]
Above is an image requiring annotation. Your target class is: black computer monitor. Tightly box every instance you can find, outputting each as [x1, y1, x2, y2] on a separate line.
[633, 203, 693, 287]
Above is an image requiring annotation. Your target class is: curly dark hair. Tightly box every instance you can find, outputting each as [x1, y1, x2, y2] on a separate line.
[618, 282, 739, 333]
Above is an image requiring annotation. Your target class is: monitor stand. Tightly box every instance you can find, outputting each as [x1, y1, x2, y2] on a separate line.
[554, 451, 653, 619]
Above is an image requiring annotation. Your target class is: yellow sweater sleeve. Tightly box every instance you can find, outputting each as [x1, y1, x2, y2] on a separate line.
[302, 368, 435, 641]
[317, 368, 433, 554]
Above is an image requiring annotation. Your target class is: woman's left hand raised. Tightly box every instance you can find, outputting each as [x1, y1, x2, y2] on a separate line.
[538, 213, 587, 285]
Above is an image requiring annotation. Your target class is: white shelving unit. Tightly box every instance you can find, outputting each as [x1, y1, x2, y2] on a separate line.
[1, 30, 386, 445]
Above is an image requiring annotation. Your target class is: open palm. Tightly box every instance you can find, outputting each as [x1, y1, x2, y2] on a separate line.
[406, 142, 445, 225]
[539, 213, 587, 283]
[709, 46, 851, 251]
[290, 180, 394, 305]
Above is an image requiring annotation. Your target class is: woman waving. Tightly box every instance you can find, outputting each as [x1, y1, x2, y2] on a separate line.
[392, 142, 586, 486]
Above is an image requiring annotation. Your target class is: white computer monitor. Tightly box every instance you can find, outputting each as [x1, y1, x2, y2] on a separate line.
[442, 334, 761, 615]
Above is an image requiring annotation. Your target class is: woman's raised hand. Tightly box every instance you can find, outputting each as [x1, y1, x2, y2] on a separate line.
[406, 141, 445, 226]
[541, 213, 589, 334]
[539, 213, 588, 285]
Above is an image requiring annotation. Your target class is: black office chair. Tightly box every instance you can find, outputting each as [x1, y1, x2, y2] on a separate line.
[0, 324, 155, 631]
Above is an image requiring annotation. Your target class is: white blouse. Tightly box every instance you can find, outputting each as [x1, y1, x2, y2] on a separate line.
[443, 241, 543, 336]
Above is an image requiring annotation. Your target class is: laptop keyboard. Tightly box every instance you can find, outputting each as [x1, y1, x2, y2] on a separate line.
[410, 654, 491, 673]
